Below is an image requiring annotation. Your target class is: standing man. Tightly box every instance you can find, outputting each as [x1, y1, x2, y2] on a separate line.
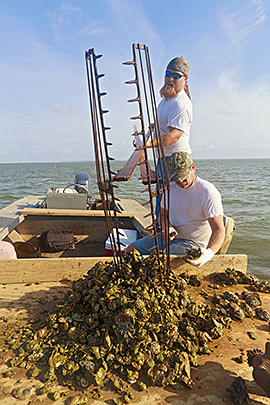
[126, 152, 225, 267]
[138, 56, 193, 230]
[147, 56, 192, 153]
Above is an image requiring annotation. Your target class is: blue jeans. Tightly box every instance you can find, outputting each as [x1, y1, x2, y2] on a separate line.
[133, 233, 203, 256]
[155, 157, 170, 229]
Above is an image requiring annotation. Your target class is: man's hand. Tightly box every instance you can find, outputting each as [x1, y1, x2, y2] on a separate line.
[169, 228, 177, 240]
[186, 247, 214, 267]
[149, 123, 155, 132]
[162, 226, 177, 241]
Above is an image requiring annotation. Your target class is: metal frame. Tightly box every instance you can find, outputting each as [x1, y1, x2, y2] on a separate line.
[85, 44, 172, 283]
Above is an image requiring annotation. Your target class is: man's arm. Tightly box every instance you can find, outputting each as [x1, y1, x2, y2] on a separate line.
[159, 206, 177, 241]
[207, 215, 225, 254]
[145, 126, 183, 148]
[186, 215, 225, 267]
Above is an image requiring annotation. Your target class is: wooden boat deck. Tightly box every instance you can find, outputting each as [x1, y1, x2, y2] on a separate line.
[0, 196, 264, 404]
[0, 196, 45, 241]
[0, 196, 248, 283]
[0, 273, 269, 404]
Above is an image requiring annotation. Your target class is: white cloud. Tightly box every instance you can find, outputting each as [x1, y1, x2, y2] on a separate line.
[220, 0, 266, 48]
[75, 23, 106, 37]
[46, 4, 82, 30]
[105, 0, 165, 62]
[1, 1, 269, 162]
[192, 69, 270, 158]
[197, 0, 267, 70]
[46, 3, 105, 45]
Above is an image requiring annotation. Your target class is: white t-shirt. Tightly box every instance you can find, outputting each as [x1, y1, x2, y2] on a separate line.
[156, 90, 193, 157]
[161, 177, 224, 248]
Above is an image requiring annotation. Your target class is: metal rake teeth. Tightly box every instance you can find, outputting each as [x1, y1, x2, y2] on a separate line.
[127, 97, 141, 103]
[94, 53, 102, 60]
[123, 42, 172, 283]
[86, 44, 172, 283]
[85, 47, 124, 269]
[130, 115, 142, 120]
[123, 60, 135, 65]
[125, 79, 138, 85]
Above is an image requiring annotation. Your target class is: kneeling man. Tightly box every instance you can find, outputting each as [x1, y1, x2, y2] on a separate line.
[126, 152, 225, 267]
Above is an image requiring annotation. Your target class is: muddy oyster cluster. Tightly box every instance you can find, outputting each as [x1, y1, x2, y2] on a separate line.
[211, 269, 270, 323]
[213, 268, 270, 292]
[212, 287, 270, 323]
[1, 253, 270, 403]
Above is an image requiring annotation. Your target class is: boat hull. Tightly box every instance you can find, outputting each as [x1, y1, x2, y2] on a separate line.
[0, 196, 247, 283]
[0, 254, 248, 284]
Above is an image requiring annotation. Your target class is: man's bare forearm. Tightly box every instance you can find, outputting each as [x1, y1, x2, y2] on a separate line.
[207, 228, 225, 254]
[146, 127, 183, 148]
[159, 209, 177, 241]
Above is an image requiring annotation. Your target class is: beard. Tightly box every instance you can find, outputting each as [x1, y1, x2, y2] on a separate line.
[160, 83, 177, 100]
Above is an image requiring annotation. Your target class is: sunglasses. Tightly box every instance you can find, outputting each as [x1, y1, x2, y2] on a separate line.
[165, 71, 184, 80]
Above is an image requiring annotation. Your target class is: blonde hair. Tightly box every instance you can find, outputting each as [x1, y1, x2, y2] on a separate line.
[184, 82, 191, 99]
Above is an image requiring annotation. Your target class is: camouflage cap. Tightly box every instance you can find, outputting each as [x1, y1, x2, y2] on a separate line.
[167, 57, 189, 76]
[168, 152, 193, 182]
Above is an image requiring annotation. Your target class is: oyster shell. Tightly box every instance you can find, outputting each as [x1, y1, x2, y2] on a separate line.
[255, 307, 270, 322]
[1, 252, 269, 400]
[12, 387, 35, 400]
[242, 289, 262, 308]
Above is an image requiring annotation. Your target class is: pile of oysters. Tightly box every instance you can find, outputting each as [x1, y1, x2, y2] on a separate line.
[2, 252, 270, 398]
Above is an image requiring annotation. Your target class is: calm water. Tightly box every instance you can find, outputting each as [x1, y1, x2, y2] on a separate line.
[0, 159, 269, 280]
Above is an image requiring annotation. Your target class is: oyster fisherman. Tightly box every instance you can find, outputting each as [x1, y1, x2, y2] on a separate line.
[126, 152, 225, 267]
[135, 56, 193, 230]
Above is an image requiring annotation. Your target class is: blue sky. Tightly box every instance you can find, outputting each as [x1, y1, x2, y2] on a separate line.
[0, 0, 269, 162]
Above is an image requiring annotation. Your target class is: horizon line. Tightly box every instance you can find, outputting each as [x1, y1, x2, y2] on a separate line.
[1, 157, 270, 164]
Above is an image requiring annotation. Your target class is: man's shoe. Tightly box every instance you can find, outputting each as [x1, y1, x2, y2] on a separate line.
[141, 228, 154, 236]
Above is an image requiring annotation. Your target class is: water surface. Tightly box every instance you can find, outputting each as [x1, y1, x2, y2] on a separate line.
[0, 159, 269, 280]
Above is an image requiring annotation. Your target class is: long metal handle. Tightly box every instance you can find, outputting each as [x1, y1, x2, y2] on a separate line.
[123, 43, 171, 284]
[85, 48, 123, 270]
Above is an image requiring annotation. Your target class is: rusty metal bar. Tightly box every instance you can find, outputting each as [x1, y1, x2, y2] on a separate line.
[85, 48, 123, 270]
[123, 43, 171, 284]
[135, 44, 170, 279]
[144, 46, 172, 280]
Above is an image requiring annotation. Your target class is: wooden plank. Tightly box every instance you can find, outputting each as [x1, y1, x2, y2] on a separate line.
[113, 148, 145, 181]
[170, 254, 248, 276]
[5, 229, 26, 243]
[0, 257, 109, 284]
[0, 254, 248, 284]
[139, 158, 157, 184]
[21, 208, 135, 218]
[0, 196, 44, 240]
[114, 127, 151, 182]
[16, 218, 111, 244]
[118, 198, 152, 233]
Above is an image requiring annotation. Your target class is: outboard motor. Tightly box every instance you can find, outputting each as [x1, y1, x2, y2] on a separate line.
[74, 173, 91, 196]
